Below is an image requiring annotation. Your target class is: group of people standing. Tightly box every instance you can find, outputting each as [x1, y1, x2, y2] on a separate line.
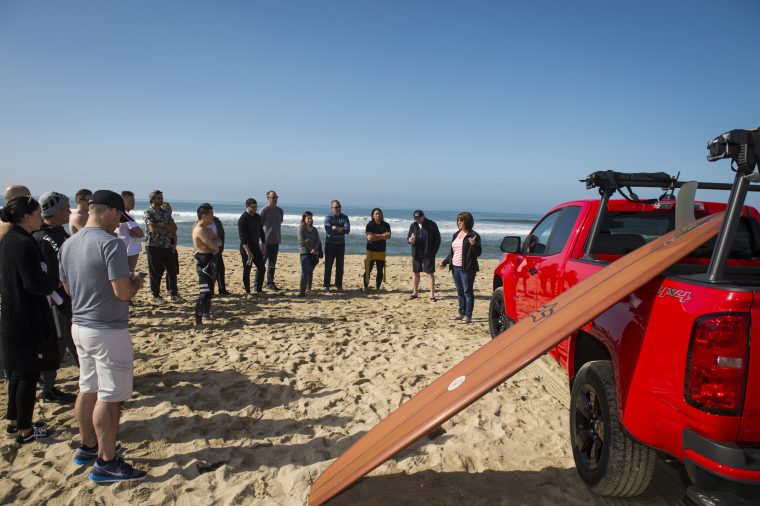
[190, 195, 485, 327]
[0, 185, 147, 482]
[189, 194, 485, 330]
[0, 183, 484, 486]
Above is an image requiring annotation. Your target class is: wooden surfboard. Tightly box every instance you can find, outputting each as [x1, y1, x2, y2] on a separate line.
[309, 210, 725, 506]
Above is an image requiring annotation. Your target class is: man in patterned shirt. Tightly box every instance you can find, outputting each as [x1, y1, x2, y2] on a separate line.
[143, 190, 182, 304]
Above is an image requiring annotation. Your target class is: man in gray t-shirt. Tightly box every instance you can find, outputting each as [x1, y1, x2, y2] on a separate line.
[259, 190, 284, 291]
[58, 190, 147, 483]
[60, 227, 130, 328]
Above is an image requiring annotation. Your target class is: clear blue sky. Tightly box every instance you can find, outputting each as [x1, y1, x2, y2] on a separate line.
[1, 0, 759, 213]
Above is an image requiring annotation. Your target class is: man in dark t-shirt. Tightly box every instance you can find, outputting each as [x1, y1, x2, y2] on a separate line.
[364, 208, 391, 291]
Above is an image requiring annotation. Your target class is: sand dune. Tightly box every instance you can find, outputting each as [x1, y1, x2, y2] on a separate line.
[0, 247, 689, 505]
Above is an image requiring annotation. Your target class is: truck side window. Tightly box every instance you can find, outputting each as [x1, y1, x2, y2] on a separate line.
[525, 206, 581, 256]
[525, 211, 560, 254]
[546, 206, 581, 255]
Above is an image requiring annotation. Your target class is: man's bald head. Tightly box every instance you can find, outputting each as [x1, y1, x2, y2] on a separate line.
[3, 185, 31, 203]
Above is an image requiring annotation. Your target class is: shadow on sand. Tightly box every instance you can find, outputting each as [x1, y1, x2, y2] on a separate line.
[132, 368, 340, 412]
[130, 427, 367, 485]
[326, 458, 690, 505]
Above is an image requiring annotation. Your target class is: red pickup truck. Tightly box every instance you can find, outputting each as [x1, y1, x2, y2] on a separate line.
[488, 162, 760, 503]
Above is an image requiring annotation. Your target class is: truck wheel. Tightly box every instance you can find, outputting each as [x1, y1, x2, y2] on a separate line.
[570, 360, 656, 496]
[488, 287, 512, 339]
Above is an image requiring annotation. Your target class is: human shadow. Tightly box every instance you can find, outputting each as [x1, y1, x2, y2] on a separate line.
[130, 424, 367, 484]
[133, 351, 154, 362]
[132, 368, 340, 412]
[264, 316, 339, 325]
[361, 288, 411, 295]
[119, 410, 352, 446]
[326, 458, 690, 505]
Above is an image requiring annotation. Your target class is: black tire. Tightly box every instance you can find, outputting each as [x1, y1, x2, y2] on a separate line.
[488, 287, 512, 339]
[570, 360, 656, 497]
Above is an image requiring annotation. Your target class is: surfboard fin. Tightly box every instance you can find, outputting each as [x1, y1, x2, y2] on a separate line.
[675, 181, 698, 237]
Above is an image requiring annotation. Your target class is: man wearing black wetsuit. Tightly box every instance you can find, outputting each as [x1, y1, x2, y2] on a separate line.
[210, 213, 229, 295]
[34, 191, 78, 404]
[364, 208, 391, 291]
[238, 198, 266, 300]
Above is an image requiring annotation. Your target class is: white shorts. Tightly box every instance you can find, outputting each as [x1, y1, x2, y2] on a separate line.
[71, 324, 133, 403]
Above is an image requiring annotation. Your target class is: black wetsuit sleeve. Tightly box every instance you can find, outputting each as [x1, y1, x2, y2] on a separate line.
[37, 238, 60, 294]
[238, 214, 248, 245]
[17, 237, 58, 296]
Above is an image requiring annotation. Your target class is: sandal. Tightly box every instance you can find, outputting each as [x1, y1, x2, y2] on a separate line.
[429, 297, 438, 302]
[450, 314, 464, 321]
[408, 293, 419, 299]
[458, 317, 472, 324]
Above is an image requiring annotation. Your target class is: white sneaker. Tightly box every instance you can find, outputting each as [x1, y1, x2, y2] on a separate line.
[170, 295, 185, 303]
[152, 296, 167, 305]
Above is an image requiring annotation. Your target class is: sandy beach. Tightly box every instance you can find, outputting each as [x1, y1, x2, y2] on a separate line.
[0, 247, 690, 505]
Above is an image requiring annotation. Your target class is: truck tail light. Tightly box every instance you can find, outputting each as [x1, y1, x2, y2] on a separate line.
[685, 313, 749, 416]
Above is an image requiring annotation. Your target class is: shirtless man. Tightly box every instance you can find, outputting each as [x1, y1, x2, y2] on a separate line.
[1, 185, 31, 240]
[192, 204, 222, 327]
[68, 189, 92, 235]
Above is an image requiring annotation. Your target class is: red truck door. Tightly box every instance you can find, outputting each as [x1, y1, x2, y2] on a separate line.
[515, 206, 583, 323]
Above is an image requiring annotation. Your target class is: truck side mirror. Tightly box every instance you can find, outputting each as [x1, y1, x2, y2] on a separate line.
[500, 236, 521, 253]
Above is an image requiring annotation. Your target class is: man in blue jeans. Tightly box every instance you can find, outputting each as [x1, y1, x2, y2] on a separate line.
[323, 200, 350, 291]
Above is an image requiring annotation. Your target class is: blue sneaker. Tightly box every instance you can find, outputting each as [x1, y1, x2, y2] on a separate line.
[88, 455, 146, 483]
[73, 442, 123, 466]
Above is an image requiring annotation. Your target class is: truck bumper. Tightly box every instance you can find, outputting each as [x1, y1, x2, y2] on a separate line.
[683, 429, 760, 504]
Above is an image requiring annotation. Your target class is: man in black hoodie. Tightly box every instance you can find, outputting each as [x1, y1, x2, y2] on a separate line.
[407, 210, 441, 301]
[33, 191, 78, 404]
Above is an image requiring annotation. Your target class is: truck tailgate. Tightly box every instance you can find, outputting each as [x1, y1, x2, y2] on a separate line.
[739, 289, 760, 442]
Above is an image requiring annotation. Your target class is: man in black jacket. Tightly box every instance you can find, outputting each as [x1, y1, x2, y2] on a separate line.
[34, 191, 78, 404]
[238, 198, 266, 301]
[407, 210, 441, 301]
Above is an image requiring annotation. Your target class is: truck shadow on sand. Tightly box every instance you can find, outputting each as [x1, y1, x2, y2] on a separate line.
[328, 458, 690, 505]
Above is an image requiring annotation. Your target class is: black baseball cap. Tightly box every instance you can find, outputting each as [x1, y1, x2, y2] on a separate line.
[89, 190, 130, 222]
[413, 209, 424, 218]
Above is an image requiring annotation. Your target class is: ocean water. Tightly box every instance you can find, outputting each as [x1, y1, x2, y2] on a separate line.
[130, 200, 540, 260]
